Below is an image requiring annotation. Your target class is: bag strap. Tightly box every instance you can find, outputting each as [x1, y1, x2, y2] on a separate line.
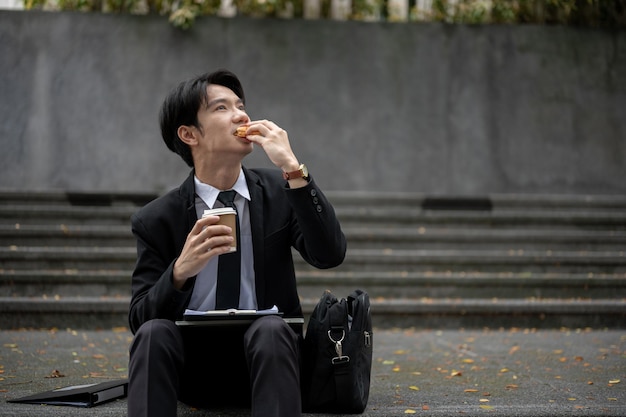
[327, 298, 352, 411]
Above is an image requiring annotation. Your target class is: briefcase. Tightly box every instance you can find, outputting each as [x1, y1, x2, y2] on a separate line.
[302, 289, 373, 414]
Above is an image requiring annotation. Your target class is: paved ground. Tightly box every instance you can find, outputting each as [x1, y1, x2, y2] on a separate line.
[0, 326, 624, 416]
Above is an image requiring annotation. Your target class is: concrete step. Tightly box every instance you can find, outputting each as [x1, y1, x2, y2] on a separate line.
[3, 270, 624, 300]
[335, 207, 626, 229]
[0, 270, 130, 298]
[325, 191, 626, 211]
[3, 224, 625, 250]
[295, 271, 626, 300]
[0, 190, 158, 206]
[0, 205, 136, 226]
[343, 226, 626, 250]
[302, 249, 626, 273]
[0, 296, 623, 330]
[3, 193, 626, 228]
[0, 224, 132, 246]
[2, 246, 624, 273]
[0, 246, 136, 270]
[3, 204, 623, 228]
[4, 190, 626, 209]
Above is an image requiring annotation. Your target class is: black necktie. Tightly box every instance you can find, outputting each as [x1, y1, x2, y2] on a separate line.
[215, 190, 241, 309]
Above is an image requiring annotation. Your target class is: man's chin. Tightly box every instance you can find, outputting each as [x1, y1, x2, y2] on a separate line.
[240, 141, 254, 155]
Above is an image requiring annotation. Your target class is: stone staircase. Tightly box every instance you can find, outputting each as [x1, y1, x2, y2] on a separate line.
[0, 191, 625, 330]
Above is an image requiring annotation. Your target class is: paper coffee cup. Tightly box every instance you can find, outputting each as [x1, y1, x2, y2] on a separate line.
[203, 207, 237, 252]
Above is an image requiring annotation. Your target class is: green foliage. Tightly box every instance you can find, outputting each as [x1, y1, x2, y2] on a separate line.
[235, 0, 278, 16]
[21, 0, 626, 29]
[168, 4, 198, 29]
[420, 0, 625, 27]
[352, 0, 381, 20]
[490, 0, 517, 23]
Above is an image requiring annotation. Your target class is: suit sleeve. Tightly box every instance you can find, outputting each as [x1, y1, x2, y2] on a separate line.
[128, 212, 192, 334]
[284, 177, 347, 269]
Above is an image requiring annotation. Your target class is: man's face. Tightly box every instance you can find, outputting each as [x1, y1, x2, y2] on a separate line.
[194, 84, 253, 158]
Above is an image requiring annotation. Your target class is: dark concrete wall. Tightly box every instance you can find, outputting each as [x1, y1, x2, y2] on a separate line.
[1, 10, 625, 195]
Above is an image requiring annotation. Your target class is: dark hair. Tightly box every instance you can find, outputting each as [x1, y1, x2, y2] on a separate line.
[159, 69, 245, 167]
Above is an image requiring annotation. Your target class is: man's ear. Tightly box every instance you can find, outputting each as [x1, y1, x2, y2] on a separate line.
[177, 125, 198, 146]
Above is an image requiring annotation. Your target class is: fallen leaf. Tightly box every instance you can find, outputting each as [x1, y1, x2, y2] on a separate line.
[479, 399, 490, 403]
[509, 346, 520, 355]
[409, 386, 420, 391]
[404, 409, 416, 414]
[464, 389, 479, 393]
[45, 369, 65, 378]
[422, 405, 430, 410]
[608, 379, 620, 384]
[479, 405, 494, 410]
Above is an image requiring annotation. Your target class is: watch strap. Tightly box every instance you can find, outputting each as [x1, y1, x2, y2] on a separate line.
[282, 164, 307, 180]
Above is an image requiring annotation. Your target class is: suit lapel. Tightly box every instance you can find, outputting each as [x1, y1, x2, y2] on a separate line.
[179, 172, 199, 293]
[245, 168, 267, 309]
[181, 172, 199, 232]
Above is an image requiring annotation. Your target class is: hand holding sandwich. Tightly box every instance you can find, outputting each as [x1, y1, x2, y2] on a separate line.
[236, 120, 307, 188]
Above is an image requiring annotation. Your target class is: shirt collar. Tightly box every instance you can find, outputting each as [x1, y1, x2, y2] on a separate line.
[194, 168, 251, 208]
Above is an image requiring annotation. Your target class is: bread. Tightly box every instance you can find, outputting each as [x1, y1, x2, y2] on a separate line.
[234, 126, 260, 138]
[234, 126, 248, 137]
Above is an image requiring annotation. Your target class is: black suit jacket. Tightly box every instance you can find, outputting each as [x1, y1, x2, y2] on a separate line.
[128, 167, 346, 334]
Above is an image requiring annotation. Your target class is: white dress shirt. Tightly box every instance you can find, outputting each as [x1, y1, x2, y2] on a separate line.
[187, 169, 257, 311]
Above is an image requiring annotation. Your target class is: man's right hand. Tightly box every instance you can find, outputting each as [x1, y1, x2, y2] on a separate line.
[172, 216, 234, 289]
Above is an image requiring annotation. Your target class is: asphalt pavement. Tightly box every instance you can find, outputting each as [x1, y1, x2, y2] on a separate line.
[1, 326, 624, 416]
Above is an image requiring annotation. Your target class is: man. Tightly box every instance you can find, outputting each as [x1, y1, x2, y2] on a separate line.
[127, 69, 346, 417]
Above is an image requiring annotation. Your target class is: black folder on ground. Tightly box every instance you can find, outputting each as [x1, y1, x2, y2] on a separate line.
[7, 378, 128, 407]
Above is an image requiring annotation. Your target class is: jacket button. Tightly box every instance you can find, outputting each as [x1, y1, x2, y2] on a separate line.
[312, 196, 319, 204]
[316, 205, 323, 212]
[310, 189, 317, 197]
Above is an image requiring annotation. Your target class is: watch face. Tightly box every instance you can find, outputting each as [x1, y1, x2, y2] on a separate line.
[301, 164, 308, 178]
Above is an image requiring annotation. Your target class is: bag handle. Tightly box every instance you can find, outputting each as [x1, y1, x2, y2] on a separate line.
[327, 298, 353, 411]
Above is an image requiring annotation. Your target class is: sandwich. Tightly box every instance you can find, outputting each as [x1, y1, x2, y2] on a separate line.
[234, 126, 259, 138]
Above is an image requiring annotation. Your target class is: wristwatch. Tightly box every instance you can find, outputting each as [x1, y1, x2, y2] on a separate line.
[282, 163, 309, 180]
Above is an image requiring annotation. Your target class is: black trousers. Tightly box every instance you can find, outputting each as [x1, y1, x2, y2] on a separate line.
[127, 316, 302, 417]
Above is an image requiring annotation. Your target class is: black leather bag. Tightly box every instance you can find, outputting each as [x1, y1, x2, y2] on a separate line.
[302, 289, 373, 414]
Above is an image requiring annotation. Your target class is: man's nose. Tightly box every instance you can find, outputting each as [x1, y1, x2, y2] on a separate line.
[234, 109, 249, 123]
